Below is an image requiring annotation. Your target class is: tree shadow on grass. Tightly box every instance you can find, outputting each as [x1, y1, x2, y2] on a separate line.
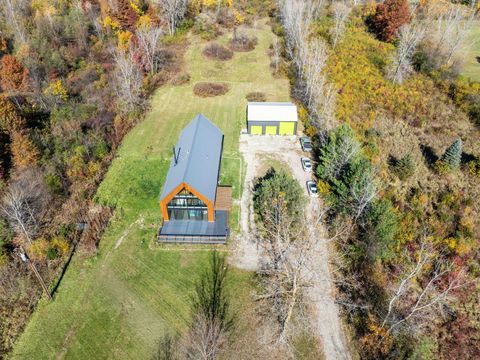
[461, 151, 477, 165]
[420, 144, 438, 168]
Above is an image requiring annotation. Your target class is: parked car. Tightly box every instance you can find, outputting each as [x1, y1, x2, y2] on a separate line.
[306, 180, 319, 197]
[300, 136, 313, 152]
[301, 157, 312, 172]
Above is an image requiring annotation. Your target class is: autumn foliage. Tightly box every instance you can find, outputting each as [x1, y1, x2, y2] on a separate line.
[10, 130, 39, 168]
[369, 0, 411, 42]
[0, 97, 25, 132]
[0, 55, 30, 93]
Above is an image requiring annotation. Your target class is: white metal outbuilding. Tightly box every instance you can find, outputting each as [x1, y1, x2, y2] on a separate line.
[247, 102, 298, 135]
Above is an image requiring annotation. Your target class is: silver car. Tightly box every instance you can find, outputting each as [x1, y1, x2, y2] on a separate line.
[301, 157, 312, 172]
[306, 180, 319, 197]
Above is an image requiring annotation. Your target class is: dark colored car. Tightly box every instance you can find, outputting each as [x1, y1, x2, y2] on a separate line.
[300, 136, 313, 152]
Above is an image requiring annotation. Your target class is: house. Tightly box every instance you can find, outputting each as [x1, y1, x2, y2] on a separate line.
[158, 114, 232, 244]
[247, 102, 298, 135]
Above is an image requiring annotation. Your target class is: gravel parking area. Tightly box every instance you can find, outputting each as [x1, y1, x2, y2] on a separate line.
[231, 133, 351, 360]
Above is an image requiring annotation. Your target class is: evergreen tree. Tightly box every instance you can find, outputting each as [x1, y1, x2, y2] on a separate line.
[316, 124, 361, 183]
[254, 168, 304, 225]
[392, 154, 415, 180]
[440, 139, 462, 169]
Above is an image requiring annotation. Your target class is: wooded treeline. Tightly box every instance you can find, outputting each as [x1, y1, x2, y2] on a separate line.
[0, 0, 178, 354]
[0, 0, 273, 356]
[273, 0, 479, 358]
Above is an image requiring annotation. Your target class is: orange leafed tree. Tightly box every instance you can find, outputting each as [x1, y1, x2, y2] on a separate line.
[10, 130, 39, 168]
[0, 55, 30, 93]
[370, 0, 411, 42]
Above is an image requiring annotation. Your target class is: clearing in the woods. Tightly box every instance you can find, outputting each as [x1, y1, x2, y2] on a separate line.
[462, 21, 480, 82]
[12, 19, 290, 359]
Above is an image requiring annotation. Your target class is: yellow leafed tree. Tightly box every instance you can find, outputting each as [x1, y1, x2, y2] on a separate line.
[117, 30, 133, 50]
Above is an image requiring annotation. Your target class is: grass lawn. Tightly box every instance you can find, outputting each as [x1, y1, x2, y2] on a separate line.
[12, 19, 290, 359]
[461, 20, 480, 82]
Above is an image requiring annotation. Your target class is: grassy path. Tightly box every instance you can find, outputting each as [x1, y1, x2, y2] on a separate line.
[12, 20, 290, 359]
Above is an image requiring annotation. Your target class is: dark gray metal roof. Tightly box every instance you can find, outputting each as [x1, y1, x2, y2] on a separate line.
[159, 211, 228, 237]
[160, 114, 223, 202]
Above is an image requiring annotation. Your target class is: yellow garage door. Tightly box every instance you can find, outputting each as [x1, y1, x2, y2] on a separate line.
[279, 122, 295, 135]
[265, 125, 277, 135]
[250, 125, 263, 135]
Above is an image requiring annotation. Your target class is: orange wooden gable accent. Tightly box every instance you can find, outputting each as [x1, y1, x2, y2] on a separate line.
[159, 182, 215, 222]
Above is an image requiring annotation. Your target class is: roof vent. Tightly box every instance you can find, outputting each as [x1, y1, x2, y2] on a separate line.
[173, 146, 181, 165]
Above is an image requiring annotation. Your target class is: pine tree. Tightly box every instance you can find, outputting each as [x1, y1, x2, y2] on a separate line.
[440, 139, 462, 169]
[392, 154, 415, 180]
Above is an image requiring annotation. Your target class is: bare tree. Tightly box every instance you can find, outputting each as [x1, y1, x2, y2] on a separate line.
[155, 0, 188, 36]
[350, 168, 377, 220]
[300, 39, 337, 130]
[184, 313, 227, 360]
[271, 36, 281, 74]
[381, 237, 467, 334]
[136, 24, 164, 73]
[112, 47, 143, 112]
[256, 196, 315, 343]
[388, 22, 426, 84]
[0, 169, 49, 244]
[278, 0, 336, 130]
[330, 2, 351, 48]
[424, 3, 476, 70]
[278, 0, 318, 65]
[0, 0, 28, 45]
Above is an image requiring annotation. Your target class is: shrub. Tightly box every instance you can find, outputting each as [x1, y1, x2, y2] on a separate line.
[170, 72, 190, 86]
[28, 238, 50, 261]
[202, 43, 233, 61]
[389, 154, 415, 180]
[468, 158, 480, 177]
[193, 82, 229, 97]
[245, 91, 266, 102]
[229, 32, 258, 52]
[193, 18, 222, 40]
[44, 172, 64, 195]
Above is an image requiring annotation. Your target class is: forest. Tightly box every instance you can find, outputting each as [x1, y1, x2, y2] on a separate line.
[274, 0, 479, 358]
[0, 0, 272, 356]
[0, 0, 479, 359]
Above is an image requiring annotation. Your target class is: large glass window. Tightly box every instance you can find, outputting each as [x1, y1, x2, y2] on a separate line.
[167, 189, 208, 221]
[168, 208, 208, 221]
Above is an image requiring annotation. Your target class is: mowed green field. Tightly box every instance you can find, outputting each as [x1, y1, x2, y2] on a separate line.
[12, 20, 290, 359]
[462, 20, 480, 81]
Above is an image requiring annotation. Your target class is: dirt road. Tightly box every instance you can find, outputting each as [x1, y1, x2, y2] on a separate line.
[232, 134, 350, 360]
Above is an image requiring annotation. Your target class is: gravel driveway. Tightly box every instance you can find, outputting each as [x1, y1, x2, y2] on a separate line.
[231, 134, 351, 360]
